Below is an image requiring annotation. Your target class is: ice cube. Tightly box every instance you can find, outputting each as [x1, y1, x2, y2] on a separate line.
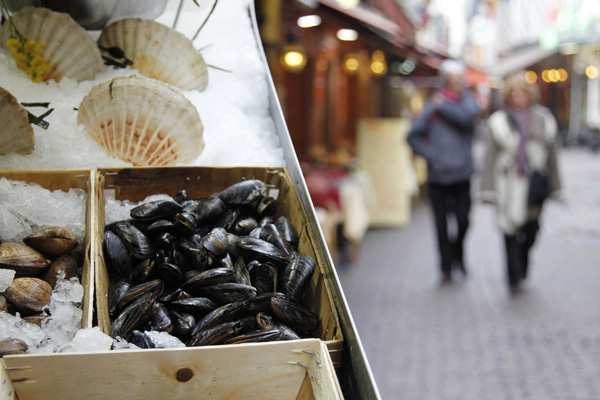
[68, 327, 113, 352]
[144, 331, 186, 348]
[0, 269, 16, 292]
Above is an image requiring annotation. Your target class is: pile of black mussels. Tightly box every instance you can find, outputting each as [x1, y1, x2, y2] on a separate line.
[104, 179, 319, 348]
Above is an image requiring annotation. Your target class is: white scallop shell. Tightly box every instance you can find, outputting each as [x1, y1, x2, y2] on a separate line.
[77, 76, 204, 166]
[98, 18, 208, 91]
[0, 7, 104, 82]
[0, 87, 34, 155]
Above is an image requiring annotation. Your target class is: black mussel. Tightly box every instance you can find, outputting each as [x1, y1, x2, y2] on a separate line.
[249, 262, 278, 295]
[170, 310, 195, 338]
[159, 287, 185, 303]
[259, 216, 275, 227]
[172, 248, 189, 273]
[148, 302, 173, 332]
[218, 253, 233, 269]
[191, 301, 248, 335]
[255, 196, 278, 218]
[154, 248, 169, 265]
[130, 199, 182, 222]
[182, 270, 202, 282]
[183, 197, 226, 225]
[174, 190, 190, 205]
[112, 221, 155, 260]
[233, 256, 251, 286]
[157, 263, 183, 287]
[171, 297, 219, 317]
[154, 232, 179, 251]
[117, 279, 164, 312]
[246, 293, 285, 314]
[202, 228, 229, 256]
[110, 289, 158, 339]
[188, 321, 242, 347]
[232, 216, 258, 236]
[146, 219, 178, 236]
[248, 226, 262, 238]
[130, 330, 156, 348]
[181, 268, 235, 295]
[280, 255, 316, 304]
[104, 230, 133, 279]
[194, 283, 257, 304]
[176, 291, 192, 301]
[275, 216, 299, 247]
[215, 179, 267, 206]
[180, 236, 210, 272]
[133, 258, 157, 283]
[172, 211, 197, 234]
[270, 297, 319, 333]
[108, 280, 131, 317]
[256, 312, 301, 340]
[214, 207, 241, 232]
[259, 224, 295, 258]
[225, 329, 282, 344]
[237, 315, 258, 333]
[233, 237, 291, 267]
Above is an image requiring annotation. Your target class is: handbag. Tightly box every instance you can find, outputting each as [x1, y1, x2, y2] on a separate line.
[527, 170, 549, 207]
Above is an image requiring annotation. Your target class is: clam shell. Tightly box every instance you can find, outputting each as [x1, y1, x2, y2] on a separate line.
[77, 76, 205, 166]
[0, 87, 34, 155]
[24, 226, 78, 257]
[98, 18, 208, 91]
[4, 277, 52, 314]
[0, 338, 28, 356]
[0, 7, 103, 82]
[0, 242, 49, 277]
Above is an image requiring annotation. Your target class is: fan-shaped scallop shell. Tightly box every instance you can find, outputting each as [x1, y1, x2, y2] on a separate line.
[77, 75, 205, 166]
[98, 18, 208, 91]
[0, 7, 104, 82]
[0, 87, 34, 155]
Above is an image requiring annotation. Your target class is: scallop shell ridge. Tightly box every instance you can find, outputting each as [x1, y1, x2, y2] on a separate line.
[0, 87, 34, 155]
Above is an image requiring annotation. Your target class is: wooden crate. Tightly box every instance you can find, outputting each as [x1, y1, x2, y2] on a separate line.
[0, 169, 95, 329]
[94, 167, 343, 356]
[1, 338, 342, 400]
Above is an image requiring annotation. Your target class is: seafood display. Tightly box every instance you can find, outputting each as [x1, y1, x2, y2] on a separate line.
[104, 178, 320, 347]
[77, 75, 205, 166]
[0, 86, 34, 155]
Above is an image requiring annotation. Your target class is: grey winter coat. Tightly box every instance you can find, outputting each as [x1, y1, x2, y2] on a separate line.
[407, 91, 479, 185]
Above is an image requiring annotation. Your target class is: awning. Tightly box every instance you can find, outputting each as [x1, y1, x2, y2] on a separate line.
[491, 46, 557, 77]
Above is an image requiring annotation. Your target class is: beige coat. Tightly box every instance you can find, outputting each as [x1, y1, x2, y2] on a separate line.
[480, 104, 561, 234]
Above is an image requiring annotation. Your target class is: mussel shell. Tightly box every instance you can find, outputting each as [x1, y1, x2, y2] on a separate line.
[170, 297, 219, 317]
[43, 254, 78, 289]
[0, 242, 49, 277]
[146, 219, 178, 236]
[224, 329, 282, 344]
[110, 288, 159, 339]
[174, 190, 190, 205]
[255, 196, 278, 217]
[191, 301, 248, 335]
[172, 211, 197, 234]
[103, 230, 133, 279]
[182, 197, 226, 225]
[259, 216, 275, 227]
[112, 221, 155, 260]
[188, 320, 241, 347]
[202, 228, 229, 256]
[232, 216, 258, 236]
[215, 179, 267, 206]
[249, 262, 278, 295]
[157, 263, 182, 287]
[0, 338, 28, 356]
[214, 208, 240, 232]
[218, 253, 234, 270]
[148, 302, 173, 332]
[5, 277, 52, 314]
[133, 258, 157, 283]
[130, 199, 182, 221]
[181, 267, 235, 295]
[23, 226, 78, 257]
[255, 312, 301, 340]
[170, 310, 195, 338]
[270, 297, 319, 333]
[246, 292, 285, 314]
[180, 236, 210, 271]
[116, 279, 163, 312]
[108, 280, 131, 316]
[259, 224, 295, 258]
[275, 216, 299, 246]
[233, 256, 251, 286]
[233, 237, 291, 267]
[248, 227, 262, 239]
[194, 283, 257, 304]
[280, 255, 316, 304]
[130, 330, 156, 348]
[154, 232, 179, 252]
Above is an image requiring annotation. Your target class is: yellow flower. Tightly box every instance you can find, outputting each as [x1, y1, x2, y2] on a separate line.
[34, 42, 44, 53]
[6, 37, 22, 54]
[30, 54, 43, 68]
[24, 39, 37, 53]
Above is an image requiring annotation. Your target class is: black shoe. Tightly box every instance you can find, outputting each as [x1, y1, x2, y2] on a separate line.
[454, 261, 467, 276]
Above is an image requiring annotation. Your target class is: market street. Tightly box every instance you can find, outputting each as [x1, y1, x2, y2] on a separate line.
[336, 146, 600, 400]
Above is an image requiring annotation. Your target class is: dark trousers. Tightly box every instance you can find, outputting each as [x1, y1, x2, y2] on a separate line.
[428, 180, 471, 275]
[504, 220, 539, 286]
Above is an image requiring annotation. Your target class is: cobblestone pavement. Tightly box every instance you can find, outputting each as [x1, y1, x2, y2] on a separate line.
[336, 147, 600, 400]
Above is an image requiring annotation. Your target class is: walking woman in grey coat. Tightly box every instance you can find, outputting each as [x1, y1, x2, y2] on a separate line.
[480, 72, 561, 292]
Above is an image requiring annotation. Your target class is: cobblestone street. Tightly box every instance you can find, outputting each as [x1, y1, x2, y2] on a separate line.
[336, 147, 600, 400]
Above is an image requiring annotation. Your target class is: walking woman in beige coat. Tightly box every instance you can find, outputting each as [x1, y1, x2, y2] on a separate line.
[480, 72, 561, 292]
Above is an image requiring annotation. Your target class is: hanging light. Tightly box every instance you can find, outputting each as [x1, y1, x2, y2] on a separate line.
[541, 70, 551, 83]
[297, 15, 321, 29]
[336, 0, 360, 9]
[557, 68, 568, 82]
[586, 65, 598, 79]
[344, 55, 360, 73]
[337, 29, 358, 41]
[370, 50, 387, 76]
[525, 71, 537, 83]
[281, 46, 307, 72]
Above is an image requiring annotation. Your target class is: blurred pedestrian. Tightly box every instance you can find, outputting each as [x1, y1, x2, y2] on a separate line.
[480, 72, 561, 293]
[407, 59, 480, 283]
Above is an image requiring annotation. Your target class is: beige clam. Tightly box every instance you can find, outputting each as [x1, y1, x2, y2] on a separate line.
[77, 75, 205, 166]
[0, 7, 104, 82]
[0, 338, 28, 357]
[43, 253, 78, 289]
[0, 242, 49, 277]
[98, 18, 208, 91]
[24, 226, 79, 257]
[0, 86, 34, 155]
[4, 277, 52, 313]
